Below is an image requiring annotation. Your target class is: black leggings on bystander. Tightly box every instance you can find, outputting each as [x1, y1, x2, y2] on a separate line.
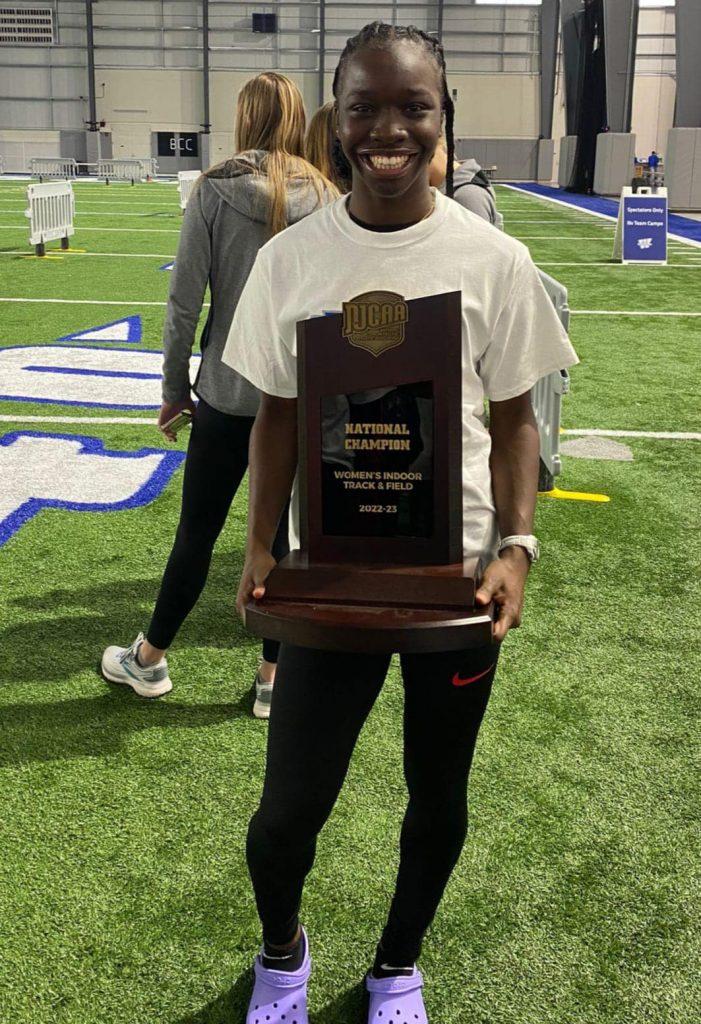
[147, 398, 288, 662]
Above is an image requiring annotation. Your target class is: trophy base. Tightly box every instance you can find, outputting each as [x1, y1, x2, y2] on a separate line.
[244, 552, 495, 654]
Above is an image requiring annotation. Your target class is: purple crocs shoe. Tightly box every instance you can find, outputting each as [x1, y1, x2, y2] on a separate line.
[366, 968, 428, 1024]
[246, 931, 311, 1024]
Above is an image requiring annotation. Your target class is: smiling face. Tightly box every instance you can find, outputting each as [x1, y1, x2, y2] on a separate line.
[335, 41, 444, 223]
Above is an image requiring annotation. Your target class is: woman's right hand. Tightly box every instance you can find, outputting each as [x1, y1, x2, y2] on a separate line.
[236, 546, 277, 621]
[158, 397, 197, 442]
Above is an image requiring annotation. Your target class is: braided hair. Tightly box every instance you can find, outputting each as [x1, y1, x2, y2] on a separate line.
[332, 21, 455, 198]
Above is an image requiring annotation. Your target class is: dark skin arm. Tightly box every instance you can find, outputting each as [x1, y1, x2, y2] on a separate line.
[235, 393, 298, 618]
[236, 391, 539, 639]
[475, 391, 540, 641]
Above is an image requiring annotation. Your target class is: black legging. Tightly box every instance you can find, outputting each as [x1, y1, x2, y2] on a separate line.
[147, 398, 288, 662]
[247, 642, 499, 964]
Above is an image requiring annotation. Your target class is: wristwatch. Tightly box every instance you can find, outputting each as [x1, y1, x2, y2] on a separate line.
[498, 534, 540, 564]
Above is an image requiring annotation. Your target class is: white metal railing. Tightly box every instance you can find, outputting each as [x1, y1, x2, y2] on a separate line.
[97, 158, 158, 184]
[177, 169, 201, 210]
[25, 180, 75, 255]
[0, 156, 4, 175]
[29, 158, 78, 181]
[531, 270, 571, 491]
[140, 157, 159, 179]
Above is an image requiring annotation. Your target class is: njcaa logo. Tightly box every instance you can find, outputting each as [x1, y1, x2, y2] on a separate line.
[341, 290, 409, 357]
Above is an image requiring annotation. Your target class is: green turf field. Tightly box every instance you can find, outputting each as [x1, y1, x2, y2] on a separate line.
[0, 180, 699, 1024]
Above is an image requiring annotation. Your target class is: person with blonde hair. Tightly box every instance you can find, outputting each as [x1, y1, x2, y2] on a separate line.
[305, 100, 352, 192]
[101, 72, 337, 715]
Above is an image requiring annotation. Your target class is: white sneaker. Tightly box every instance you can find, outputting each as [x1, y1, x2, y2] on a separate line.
[101, 632, 173, 698]
[253, 669, 274, 719]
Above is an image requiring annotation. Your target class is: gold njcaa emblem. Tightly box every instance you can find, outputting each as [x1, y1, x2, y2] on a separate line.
[341, 290, 409, 357]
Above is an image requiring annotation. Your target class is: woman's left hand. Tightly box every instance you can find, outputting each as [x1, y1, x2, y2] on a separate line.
[475, 547, 530, 642]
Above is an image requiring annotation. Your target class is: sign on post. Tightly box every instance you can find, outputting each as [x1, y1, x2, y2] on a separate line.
[613, 186, 668, 264]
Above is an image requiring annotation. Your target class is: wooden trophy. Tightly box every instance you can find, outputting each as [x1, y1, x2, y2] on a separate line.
[245, 290, 494, 653]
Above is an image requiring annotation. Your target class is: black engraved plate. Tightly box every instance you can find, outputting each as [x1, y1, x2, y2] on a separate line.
[320, 381, 434, 538]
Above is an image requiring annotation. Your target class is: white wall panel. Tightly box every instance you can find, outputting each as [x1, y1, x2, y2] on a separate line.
[448, 74, 539, 137]
[211, 69, 318, 132]
[110, 124, 152, 160]
[632, 74, 676, 158]
[0, 130, 61, 171]
[631, 7, 676, 160]
[98, 69, 203, 128]
[207, 130, 236, 166]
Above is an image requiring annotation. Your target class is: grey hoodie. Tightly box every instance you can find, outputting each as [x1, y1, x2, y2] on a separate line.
[161, 150, 331, 416]
[445, 158, 504, 230]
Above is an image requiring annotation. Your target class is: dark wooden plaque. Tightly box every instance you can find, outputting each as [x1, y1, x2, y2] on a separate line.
[245, 290, 494, 652]
[299, 291, 463, 566]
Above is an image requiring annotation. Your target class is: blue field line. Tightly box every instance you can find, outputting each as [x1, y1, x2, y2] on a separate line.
[57, 315, 143, 345]
[24, 366, 162, 381]
[504, 183, 701, 245]
[0, 394, 161, 410]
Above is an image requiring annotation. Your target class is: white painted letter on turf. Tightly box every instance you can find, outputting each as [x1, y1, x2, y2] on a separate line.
[57, 315, 143, 344]
[0, 431, 185, 547]
[0, 345, 200, 409]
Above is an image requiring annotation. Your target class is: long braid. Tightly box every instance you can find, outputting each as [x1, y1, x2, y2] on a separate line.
[332, 21, 455, 198]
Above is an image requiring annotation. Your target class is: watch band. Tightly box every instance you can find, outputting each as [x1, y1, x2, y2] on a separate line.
[498, 534, 540, 563]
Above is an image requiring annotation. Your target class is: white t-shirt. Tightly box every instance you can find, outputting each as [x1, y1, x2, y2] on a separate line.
[222, 190, 578, 562]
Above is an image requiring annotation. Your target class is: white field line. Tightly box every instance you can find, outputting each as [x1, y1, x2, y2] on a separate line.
[44, 251, 701, 270]
[0, 175, 175, 181]
[0, 179, 176, 189]
[0, 414, 157, 425]
[570, 309, 701, 317]
[537, 261, 701, 269]
[503, 220, 614, 228]
[513, 235, 614, 240]
[0, 200, 175, 208]
[499, 185, 622, 223]
[0, 250, 175, 259]
[0, 225, 180, 233]
[563, 428, 701, 441]
[0, 298, 693, 315]
[501, 183, 701, 249]
[56, 212, 177, 218]
[1, 415, 697, 440]
[0, 297, 195, 307]
[0, 187, 175, 194]
[503, 218, 611, 225]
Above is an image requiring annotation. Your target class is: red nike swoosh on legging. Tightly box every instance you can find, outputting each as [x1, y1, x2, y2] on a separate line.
[452, 662, 497, 687]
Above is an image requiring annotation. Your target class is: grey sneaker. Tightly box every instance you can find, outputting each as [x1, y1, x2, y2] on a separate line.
[101, 632, 173, 698]
[253, 670, 274, 719]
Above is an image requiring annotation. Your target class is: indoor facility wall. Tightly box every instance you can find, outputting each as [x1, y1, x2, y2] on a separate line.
[322, 71, 539, 138]
[1, 1, 542, 167]
[0, 129, 62, 172]
[631, 7, 676, 159]
[0, 0, 87, 131]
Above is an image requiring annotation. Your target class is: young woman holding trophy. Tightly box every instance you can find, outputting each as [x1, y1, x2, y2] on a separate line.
[223, 23, 578, 1024]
